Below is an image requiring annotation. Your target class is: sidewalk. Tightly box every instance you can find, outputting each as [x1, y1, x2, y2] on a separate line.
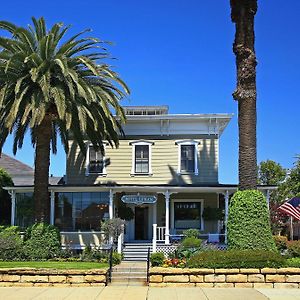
[0, 286, 300, 300]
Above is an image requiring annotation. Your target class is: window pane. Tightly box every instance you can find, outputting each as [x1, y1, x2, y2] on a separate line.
[174, 202, 201, 229]
[89, 146, 103, 173]
[15, 193, 34, 229]
[135, 145, 149, 173]
[180, 145, 195, 172]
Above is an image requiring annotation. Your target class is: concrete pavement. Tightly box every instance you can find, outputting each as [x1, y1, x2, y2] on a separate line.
[0, 286, 300, 300]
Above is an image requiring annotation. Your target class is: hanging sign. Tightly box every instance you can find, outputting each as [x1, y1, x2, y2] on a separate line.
[121, 195, 157, 205]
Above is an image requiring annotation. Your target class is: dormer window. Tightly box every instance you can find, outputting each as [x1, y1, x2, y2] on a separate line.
[176, 140, 199, 175]
[86, 144, 107, 176]
[130, 140, 154, 175]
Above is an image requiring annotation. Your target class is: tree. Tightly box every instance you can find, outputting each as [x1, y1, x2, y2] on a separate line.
[0, 168, 13, 224]
[0, 18, 129, 222]
[230, 0, 258, 190]
[258, 160, 286, 186]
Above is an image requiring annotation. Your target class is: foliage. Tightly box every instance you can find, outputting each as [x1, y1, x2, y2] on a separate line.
[117, 201, 134, 221]
[258, 160, 286, 186]
[101, 218, 125, 243]
[150, 252, 165, 267]
[0, 168, 13, 191]
[112, 252, 123, 265]
[227, 190, 277, 251]
[162, 258, 186, 268]
[0, 168, 13, 225]
[181, 237, 201, 249]
[182, 229, 200, 239]
[202, 207, 224, 221]
[187, 250, 284, 269]
[0, 226, 23, 260]
[285, 257, 300, 267]
[273, 235, 288, 251]
[81, 245, 107, 262]
[286, 241, 300, 257]
[269, 201, 289, 235]
[23, 223, 61, 260]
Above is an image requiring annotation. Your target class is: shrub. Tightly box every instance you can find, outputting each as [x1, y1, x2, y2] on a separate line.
[23, 223, 61, 260]
[183, 229, 200, 239]
[163, 258, 186, 268]
[101, 218, 125, 243]
[112, 252, 123, 265]
[287, 241, 300, 257]
[187, 250, 284, 269]
[150, 252, 165, 266]
[273, 235, 288, 251]
[81, 245, 107, 261]
[0, 226, 23, 260]
[227, 190, 277, 251]
[181, 237, 201, 249]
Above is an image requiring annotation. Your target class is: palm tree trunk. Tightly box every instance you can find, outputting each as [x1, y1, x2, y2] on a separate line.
[231, 0, 258, 190]
[33, 115, 52, 223]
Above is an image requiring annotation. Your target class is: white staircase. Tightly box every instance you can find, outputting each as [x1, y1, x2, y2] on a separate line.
[122, 242, 152, 261]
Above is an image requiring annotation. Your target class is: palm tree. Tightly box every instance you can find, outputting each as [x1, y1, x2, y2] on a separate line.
[230, 0, 258, 190]
[0, 17, 129, 222]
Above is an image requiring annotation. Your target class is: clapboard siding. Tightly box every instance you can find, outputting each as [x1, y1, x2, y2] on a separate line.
[66, 138, 218, 185]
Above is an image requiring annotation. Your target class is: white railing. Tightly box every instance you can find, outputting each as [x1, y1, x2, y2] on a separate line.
[157, 226, 166, 242]
[117, 225, 125, 254]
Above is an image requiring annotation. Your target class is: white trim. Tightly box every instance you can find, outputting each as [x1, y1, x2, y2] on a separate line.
[176, 140, 199, 175]
[130, 141, 153, 175]
[171, 198, 204, 231]
[85, 143, 107, 176]
[50, 190, 55, 225]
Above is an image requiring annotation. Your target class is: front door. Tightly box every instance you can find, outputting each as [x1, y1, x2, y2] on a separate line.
[135, 207, 148, 240]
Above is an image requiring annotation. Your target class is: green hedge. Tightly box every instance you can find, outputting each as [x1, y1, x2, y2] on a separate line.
[150, 252, 165, 266]
[187, 250, 284, 268]
[227, 190, 276, 251]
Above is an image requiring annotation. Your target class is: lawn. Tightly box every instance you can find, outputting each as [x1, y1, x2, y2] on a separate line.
[0, 261, 108, 269]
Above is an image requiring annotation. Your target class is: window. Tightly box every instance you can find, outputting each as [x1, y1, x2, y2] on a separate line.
[174, 201, 203, 230]
[135, 145, 149, 173]
[130, 141, 154, 175]
[176, 140, 199, 175]
[86, 145, 106, 175]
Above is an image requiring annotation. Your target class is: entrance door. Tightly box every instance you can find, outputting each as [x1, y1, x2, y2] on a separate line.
[135, 207, 148, 240]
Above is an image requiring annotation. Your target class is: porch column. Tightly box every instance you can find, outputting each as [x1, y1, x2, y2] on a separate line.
[50, 190, 55, 225]
[164, 190, 170, 244]
[266, 189, 270, 209]
[109, 189, 114, 219]
[224, 190, 229, 244]
[10, 190, 16, 226]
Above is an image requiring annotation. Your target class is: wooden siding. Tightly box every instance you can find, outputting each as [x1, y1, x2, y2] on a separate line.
[66, 138, 218, 185]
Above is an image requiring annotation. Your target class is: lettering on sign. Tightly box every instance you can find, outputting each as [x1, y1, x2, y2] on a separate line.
[121, 195, 157, 205]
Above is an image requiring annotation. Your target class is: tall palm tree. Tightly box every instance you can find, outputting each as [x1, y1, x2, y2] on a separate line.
[230, 0, 258, 190]
[0, 17, 129, 222]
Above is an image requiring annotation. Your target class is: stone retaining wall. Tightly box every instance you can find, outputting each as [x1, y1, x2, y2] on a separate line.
[0, 268, 108, 287]
[149, 267, 300, 288]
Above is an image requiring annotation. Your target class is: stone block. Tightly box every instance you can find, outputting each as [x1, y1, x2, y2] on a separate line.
[266, 275, 285, 283]
[226, 274, 247, 283]
[261, 268, 277, 274]
[214, 283, 234, 288]
[163, 275, 189, 283]
[286, 275, 300, 283]
[253, 283, 273, 288]
[11, 282, 34, 287]
[277, 268, 300, 274]
[90, 283, 106, 287]
[149, 283, 167, 287]
[33, 283, 53, 287]
[49, 275, 67, 283]
[215, 269, 239, 274]
[239, 269, 260, 274]
[52, 283, 71, 287]
[1, 275, 20, 282]
[247, 274, 265, 283]
[21, 275, 48, 283]
[84, 275, 106, 283]
[191, 268, 214, 274]
[204, 274, 225, 283]
[189, 275, 204, 283]
[0, 282, 13, 287]
[234, 283, 253, 288]
[273, 283, 299, 289]
[68, 275, 85, 283]
[195, 283, 214, 288]
[165, 283, 194, 287]
[150, 275, 163, 283]
[151, 267, 191, 274]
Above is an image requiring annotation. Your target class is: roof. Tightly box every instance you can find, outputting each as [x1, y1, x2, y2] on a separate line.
[0, 153, 34, 176]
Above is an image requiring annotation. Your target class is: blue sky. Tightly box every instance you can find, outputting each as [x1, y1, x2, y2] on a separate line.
[2, 0, 300, 183]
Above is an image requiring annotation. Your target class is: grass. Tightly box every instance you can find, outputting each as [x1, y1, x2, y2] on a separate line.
[0, 261, 108, 269]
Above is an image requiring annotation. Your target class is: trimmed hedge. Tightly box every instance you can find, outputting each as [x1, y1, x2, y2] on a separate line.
[227, 190, 276, 251]
[187, 250, 284, 268]
[151, 252, 165, 267]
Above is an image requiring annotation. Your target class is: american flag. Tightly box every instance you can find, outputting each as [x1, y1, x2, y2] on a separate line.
[278, 197, 300, 220]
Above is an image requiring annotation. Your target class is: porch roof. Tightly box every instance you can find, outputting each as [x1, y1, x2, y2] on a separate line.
[4, 183, 277, 194]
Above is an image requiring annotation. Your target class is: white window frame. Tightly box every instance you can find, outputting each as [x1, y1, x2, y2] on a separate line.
[85, 143, 107, 176]
[176, 140, 199, 175]
[171, 198, 204, 231]
[130, 140, 154, 176]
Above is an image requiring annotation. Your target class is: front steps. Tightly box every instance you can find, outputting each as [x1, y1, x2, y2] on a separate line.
[110, 262, 147, 286]
[122, 242, 152, 261]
